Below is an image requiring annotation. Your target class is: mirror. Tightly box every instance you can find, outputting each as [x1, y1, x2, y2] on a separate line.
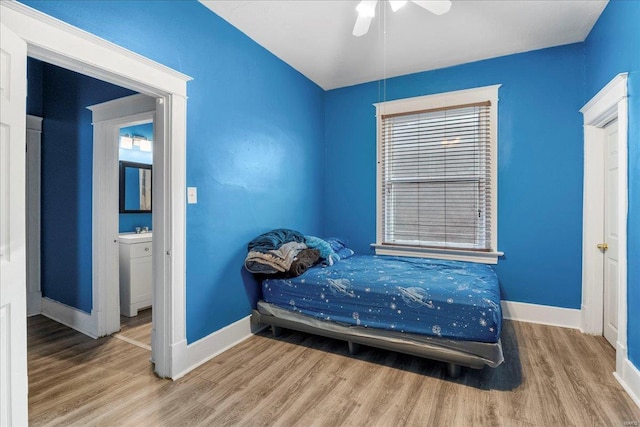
[119, 161, 152, 213]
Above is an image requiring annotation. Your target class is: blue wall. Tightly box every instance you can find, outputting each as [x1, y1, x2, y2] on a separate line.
[22, 0, 326, 342]
[119, 123, 153, 233]
[585, 0, 640, 367]
[39, 61, 135, 312]
[325, 44, 586, 310]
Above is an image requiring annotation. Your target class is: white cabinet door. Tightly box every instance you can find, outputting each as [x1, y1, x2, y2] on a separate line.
[130, 255, 153, 304]
[0, 23, 28, 427]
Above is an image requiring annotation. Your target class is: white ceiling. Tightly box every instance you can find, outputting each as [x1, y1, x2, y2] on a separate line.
[199, 0, 608, 90]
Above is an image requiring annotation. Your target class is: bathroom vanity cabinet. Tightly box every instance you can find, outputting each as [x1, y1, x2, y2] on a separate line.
[119, 232, 152, 317]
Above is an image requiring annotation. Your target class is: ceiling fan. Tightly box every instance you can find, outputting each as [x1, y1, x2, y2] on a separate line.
[353, 0, 452, 37]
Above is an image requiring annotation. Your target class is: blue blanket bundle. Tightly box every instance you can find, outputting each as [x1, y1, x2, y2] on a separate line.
[244, 229, 355, 275]
[247, 228, 305, 253]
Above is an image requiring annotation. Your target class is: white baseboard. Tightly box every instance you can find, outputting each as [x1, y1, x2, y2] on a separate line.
[501, 300, 581, 329]
[172, 315, 256, 380]
[41, 297, 98, 339]
[614, 355, 640, 410]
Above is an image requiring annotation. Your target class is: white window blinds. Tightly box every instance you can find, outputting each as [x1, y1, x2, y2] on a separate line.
[380, 101, 492, 251]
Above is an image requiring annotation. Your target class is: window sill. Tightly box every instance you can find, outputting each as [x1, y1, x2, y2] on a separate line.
[370, 244, 503, 265]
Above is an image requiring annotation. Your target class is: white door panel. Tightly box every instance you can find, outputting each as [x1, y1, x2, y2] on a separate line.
[0, 22, 28, 427]
[603, 119, 618, 347]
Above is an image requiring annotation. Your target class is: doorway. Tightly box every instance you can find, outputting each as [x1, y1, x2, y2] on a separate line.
[2, 4, 190, 421]
[89, 104, 158, 353]
[25, 62, 158, 366]
[580, 73, 628, 376]
[1, 0, 190, 389]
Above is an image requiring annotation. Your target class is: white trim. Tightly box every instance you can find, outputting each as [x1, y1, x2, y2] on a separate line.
[26, 115, 42, 131]
[88, 94, 156, 123]
[500, 301, 581, 329]
[172, 315, 257, 380]
[41, 297, 98, 339]
[2, 1, 190, 96]
[374, 85, 501, 116]
[1, 0, 191, 379]
[614, 353, 640, 410]
[375, 85, 501, 262]
[580, 74, 629, 381]
[371, 244, 502, 264]
[580, 73, 628, 126]
[26, 115, 43, 316]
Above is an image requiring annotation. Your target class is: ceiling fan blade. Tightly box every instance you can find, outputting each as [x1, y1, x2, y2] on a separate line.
[410, 0, 452, 15]
[353, 0, 377, 37]
[353, 14, 374, 37]
[389, 0, 408, 12]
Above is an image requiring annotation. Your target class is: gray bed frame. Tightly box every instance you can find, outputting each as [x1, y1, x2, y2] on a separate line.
[252, 303, 503, 378]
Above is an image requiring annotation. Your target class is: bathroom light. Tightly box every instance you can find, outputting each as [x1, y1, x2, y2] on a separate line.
[120, 135, 133, 149]
[138, 138, 152, 152]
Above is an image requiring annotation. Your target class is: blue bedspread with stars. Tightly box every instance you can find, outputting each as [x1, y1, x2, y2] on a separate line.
[262, 255, 502, 343]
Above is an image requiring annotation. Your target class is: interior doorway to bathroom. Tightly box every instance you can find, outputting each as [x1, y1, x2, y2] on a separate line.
[87, 93, 159, 357]
[113, 120, 155, 352]
[25, 57, 158, 360]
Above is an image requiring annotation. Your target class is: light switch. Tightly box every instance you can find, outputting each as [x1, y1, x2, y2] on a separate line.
[187, 187, 197, 204]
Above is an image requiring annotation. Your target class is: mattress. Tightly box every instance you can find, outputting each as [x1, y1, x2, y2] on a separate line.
[262, 255, 501, 343]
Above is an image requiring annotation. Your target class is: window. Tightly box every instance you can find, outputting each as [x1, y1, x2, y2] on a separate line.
[374, 85, 502, 264]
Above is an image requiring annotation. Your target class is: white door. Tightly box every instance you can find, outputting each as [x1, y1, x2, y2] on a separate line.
[0, 23, 29, 426]
[603, 119, 619, 348]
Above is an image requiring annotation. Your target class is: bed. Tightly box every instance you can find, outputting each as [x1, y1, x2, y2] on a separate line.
[252, 254, 503, 377]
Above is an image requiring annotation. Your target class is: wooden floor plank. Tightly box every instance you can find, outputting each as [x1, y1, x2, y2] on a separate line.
[28, 315, 640, 426]
[118, 308, 153, 347]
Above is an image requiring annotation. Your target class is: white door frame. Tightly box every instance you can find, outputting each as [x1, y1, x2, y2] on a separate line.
[88, 94, 156, 337]
[0, 1, 191, 379]
[26, 114, 43, 316]
[580, 73, 628, 373]
[1, 21, 29, 427]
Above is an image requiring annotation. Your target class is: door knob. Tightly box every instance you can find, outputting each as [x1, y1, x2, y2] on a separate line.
[597, 243, 608, 251]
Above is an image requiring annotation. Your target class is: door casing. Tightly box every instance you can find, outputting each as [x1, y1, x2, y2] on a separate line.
[0, 1, 192, 379]
[580, 73, 628, 377]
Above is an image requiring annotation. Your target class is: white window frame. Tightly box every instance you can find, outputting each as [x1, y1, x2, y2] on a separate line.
[372, 85, 503, 264]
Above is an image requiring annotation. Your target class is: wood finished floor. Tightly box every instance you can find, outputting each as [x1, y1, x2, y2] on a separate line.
[28, 315, 640, 426]
[117, 308, 152, 348]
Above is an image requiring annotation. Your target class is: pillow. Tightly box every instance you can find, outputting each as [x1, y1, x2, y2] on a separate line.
[324, 237, 355, 261]
[335, 246, 355, 261]
[304, 236, 338, 265]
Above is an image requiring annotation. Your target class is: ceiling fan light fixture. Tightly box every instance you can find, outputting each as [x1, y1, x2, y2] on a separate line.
[389, 0, 408, 12]
[356, 0, 377, 18]
[353, 0, 451, 37]
[411, 0, 452, 16]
